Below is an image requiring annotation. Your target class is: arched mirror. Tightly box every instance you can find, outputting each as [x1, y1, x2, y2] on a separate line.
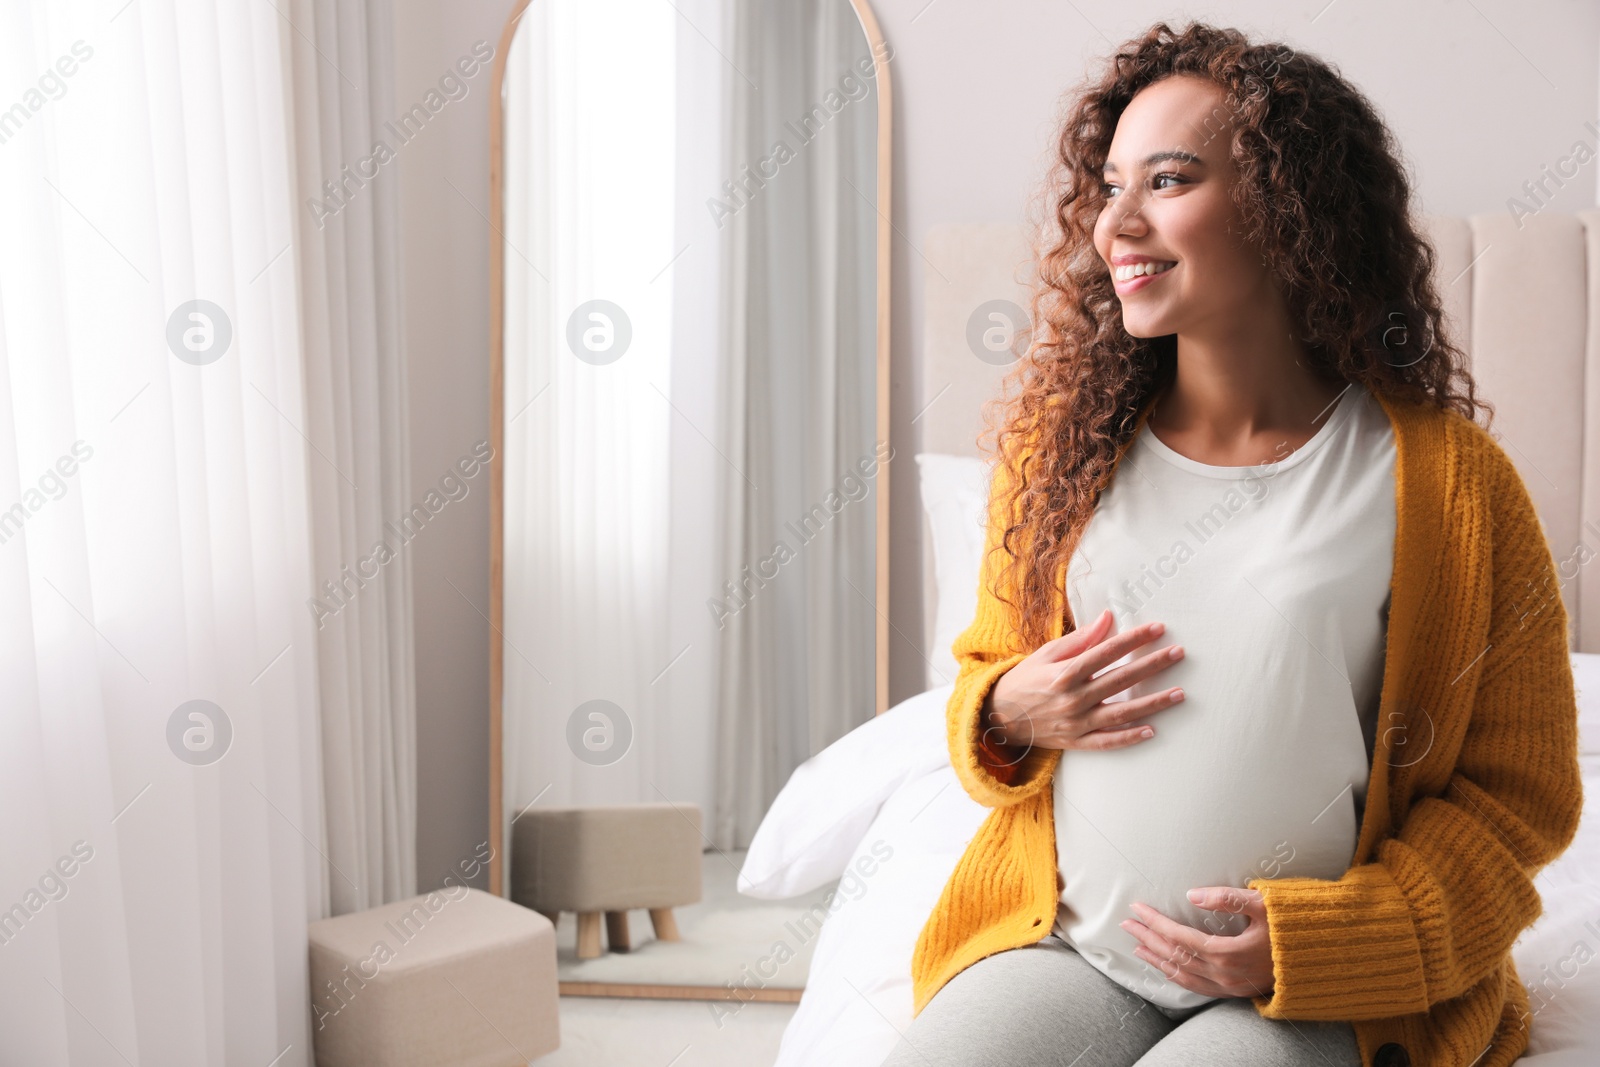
[488, 0, 892, 1001]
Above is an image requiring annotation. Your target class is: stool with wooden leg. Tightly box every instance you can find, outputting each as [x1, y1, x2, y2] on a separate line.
[510, 802, 703, 961]
[574, 911, 603, 959]
[604, 910, 631, 952]
[308, 888, 559, 1066]
[648, 907, 679, 942]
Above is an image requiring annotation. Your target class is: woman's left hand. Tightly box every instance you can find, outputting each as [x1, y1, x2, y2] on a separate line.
[1119, 886, 1276, 999]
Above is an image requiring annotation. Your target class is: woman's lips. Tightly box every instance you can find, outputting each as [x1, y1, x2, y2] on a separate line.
[1114, 262, 1176, 295]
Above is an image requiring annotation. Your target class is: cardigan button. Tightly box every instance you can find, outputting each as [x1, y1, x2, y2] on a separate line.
[1374, 1042, 1410, 1067]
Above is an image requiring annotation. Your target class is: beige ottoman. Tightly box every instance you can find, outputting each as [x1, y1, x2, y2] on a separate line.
[512, 802, 702, 959]
[308, 887, 558, 1067]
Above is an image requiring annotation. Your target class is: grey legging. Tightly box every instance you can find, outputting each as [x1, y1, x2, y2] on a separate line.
[880, 934, 1361, 1067]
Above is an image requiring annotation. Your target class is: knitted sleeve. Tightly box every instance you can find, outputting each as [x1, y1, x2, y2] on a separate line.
[946, 441, 1061, 809]
[1244, 430, 1585, 1021]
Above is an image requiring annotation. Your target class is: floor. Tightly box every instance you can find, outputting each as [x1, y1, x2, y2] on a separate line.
[533, 996, 796, 1066]
[530, 848, 823, 1065]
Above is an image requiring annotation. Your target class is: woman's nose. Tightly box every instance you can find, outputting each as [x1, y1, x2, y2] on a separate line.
[1111, 188, 1150, 231]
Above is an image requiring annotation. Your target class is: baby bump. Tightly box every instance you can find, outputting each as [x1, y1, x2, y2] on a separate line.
[1051, 672, 1370, 1007]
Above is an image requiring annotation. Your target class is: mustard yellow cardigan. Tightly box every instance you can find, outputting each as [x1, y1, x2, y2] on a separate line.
[910, 389, 1585, 1067]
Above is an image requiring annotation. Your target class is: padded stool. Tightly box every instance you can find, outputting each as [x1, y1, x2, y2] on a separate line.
[511, 802, 703, 959]
[308, 887, 558, 1067]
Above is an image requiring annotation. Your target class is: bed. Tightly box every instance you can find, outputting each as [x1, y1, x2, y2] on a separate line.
[740, 215, 1600, 1065]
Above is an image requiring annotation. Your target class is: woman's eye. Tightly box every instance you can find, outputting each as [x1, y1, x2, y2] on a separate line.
[1101, 172, 1184, 198]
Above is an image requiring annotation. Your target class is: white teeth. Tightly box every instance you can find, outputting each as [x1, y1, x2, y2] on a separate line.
[1114, 261, 1175, 281]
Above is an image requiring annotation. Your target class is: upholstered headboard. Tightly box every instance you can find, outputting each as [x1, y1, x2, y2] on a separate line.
[918, 215, 1600, 689]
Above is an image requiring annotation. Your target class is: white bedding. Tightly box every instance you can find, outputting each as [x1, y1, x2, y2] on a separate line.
[746, 656, 1600, 1066]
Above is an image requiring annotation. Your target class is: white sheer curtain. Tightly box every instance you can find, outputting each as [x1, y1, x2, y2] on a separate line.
[286, 0, 417, 915]
[712, 0, 879, 848]
[501, 0, 727, 849]
[0, 0, 412, 1060]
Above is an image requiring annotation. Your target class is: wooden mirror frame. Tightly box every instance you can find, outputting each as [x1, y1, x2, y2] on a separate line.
[485, 0, 894, 996]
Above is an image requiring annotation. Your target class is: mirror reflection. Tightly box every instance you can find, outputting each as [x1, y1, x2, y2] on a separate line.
[494, 0, 891, 996]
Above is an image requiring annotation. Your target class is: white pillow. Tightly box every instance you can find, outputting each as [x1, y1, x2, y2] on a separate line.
[915, 453, 992, 691]
[737, 684, 955, 899]
[1511, 720, 1600, 1057]
[1565, 651, 1600, 757]
[772, 760, 989, 1067]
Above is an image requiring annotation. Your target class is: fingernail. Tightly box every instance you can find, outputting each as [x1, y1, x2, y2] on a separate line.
[1149, 621, 1164, 635]
[1170, 689, 1184, 703]
[1168, 646, 1183, 660]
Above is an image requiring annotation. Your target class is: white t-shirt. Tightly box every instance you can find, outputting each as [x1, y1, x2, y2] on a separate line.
[1051, 382, 1397, 1010]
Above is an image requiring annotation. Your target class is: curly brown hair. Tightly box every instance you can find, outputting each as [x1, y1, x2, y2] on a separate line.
[980, 19, 1491, 654]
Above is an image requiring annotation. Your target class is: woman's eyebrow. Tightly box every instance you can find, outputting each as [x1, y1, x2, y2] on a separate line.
[1102, 149, 1205, 174]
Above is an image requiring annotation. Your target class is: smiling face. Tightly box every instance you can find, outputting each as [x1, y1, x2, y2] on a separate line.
[1093, 74, 1280, 340]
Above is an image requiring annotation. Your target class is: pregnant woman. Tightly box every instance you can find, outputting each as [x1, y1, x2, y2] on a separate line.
[883, 21, 1583, 1067]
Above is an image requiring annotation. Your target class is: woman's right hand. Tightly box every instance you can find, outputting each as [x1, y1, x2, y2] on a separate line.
[983, 608, 1185, 754]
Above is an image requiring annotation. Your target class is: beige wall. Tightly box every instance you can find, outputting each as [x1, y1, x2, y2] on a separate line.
[393, 0, 510, 891]
[393, 0, 1600, 890]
